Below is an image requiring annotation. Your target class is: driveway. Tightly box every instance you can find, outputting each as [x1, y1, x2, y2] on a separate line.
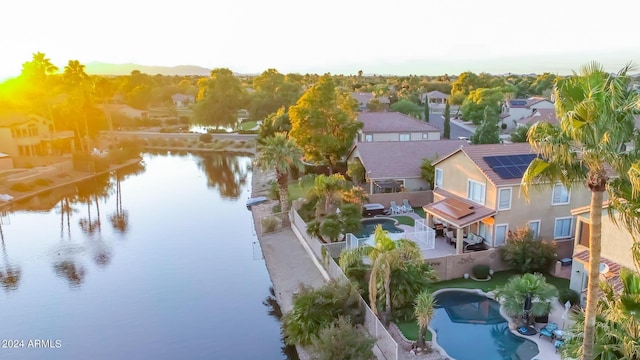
[427, 113, 473, 140]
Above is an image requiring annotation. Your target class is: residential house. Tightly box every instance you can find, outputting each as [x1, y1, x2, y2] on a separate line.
[569, 205, 635, 304]
[357, 112, 441, 143]
[422, 143, 591, 254]
[171, 93, 195, 108]
[419, 90, 449, 112]
[501, 97, 554, 130]
[0, 152, 13, 171]
[347, 140, 467, 194]
[0, 113, 75, 157]
[351, 92, 390, 112]
[516, 108, 558, 128]
[98, 104, 149, 120]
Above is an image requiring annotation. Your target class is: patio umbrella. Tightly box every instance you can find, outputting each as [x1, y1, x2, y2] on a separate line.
[561, 300, 571, 329]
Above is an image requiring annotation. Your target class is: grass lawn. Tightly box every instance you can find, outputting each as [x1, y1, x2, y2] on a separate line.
[396, 270, 570, 340]
[412, 207, 425, 218]
[288, 177, 314, 201]
[392, 215, 415, 226]
[238, 121, 258, 131]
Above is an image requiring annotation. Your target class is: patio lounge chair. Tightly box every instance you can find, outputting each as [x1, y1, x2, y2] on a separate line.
[463, 233, 484, 252]
[390, 201, 404, 215]
[402, 199, 414, 213]
[539, 322, 558, 342]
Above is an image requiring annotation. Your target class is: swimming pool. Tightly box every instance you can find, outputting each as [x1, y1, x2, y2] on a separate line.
[431, 290, 540, 360]
[353, 217, 404, 239]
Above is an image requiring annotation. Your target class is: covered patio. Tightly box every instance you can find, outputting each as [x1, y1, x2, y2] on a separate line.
[422, 189, 496, 254]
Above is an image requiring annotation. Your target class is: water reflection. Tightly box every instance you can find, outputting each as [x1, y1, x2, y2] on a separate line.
[109, 171, 129, 234]
[0, 218, 21, 292]
[196, 152, 250, 199]
[53, 260, 86, 288]
[263, 286, 300, 360]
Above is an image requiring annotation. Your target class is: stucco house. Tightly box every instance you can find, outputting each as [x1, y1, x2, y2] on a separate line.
[0, 113, 75, 157]
[347, 140, 467, 194]
[171, 93, 195, 108]
[419, 90, 449, 112]
[357, 112, 441, 142]
[515, 108, 558, 128]
[501, 97, 555, 130]
[422, 143, 591, 255]
[569, 205, 635, 305]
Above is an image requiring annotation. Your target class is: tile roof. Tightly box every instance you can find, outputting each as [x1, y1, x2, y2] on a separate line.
[426, 90, 449, 99]
[358, 112, 440, 133]
[423, 188, 496, 228]
[508, 97, 551, 109]
[355, 140, 467, 179]
[352, 92, 374, 105]
[0, 113, 46, 128]
[574, 249, 625, 294]
[435, 143, 535, 186]
[517, 108, 558, 126]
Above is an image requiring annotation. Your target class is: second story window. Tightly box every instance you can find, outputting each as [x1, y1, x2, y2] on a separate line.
[434, 168, 443, 188]
[365, 134, 373, 142]
[399, 133, 410, 141]
[498, 188, 512, 210]
[552, 183, 570, 205]
[467, 179, 485, 205]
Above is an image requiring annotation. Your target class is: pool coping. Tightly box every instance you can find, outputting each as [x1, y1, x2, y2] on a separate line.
[426, 288, 547, 360]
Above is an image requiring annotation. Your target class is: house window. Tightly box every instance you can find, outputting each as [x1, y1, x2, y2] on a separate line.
[365, 134, 373, 142]
[399, 133, 410, 141]
[495, 224, 508, 246]
[552, 184, 570, 205]
[434, 168, 443, 188]
[467, 179, 485, 205]
[498, 188, 512, 210]
[422, 133, 429, 139]
[554, 217, 573, 239]
[528, 220, 541, 239]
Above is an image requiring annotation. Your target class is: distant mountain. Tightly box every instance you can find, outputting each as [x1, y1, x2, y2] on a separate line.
[84, 62, 212, 76]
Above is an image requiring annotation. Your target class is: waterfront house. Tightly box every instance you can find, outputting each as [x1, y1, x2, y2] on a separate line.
[423, 142, 591, 255]
[0, 113, 75, 157]
[357, 112, 441, 143]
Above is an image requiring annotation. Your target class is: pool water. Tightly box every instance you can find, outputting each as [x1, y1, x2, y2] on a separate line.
[431, 290, 540, 360]
[354, 217, 404, 239]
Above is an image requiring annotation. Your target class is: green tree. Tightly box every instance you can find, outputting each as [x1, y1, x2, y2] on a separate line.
[249, 68, 302, 121]
[194, 68, 246, 130]
[499, 227, 557, 273]
[470, 107, 500, 144]
[521, 62, 640, 360]
[255, 133, 304, 214]
[389, 99, 422, 118]
[414, 289, 436, 351]
[563, 269, 640, 360]
[289, 75, 361, 173]
[443, 102, 451, 139]
[423, 99, 430, 122]
[346, 158, 365, 185]
[494, 273, 558, 325]
[420, 157, 436, 189]
[256, 107, 291, 144]
[460, 88, 503, 125]
[19, 52, 60, 130]
[339, 225, 424, 325]
[310, 316, 376, 360]
[510, 125, 529, 143]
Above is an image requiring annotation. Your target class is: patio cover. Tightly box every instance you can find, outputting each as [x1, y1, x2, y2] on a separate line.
[423, 188, 496, 228]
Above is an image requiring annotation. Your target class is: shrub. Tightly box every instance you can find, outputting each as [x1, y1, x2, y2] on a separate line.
[10, 182, 33, 192]
[267, 180, 279, 200]
[309, 317, 376, 360]
[472, 264, 491, 279]
[33, 178, 53, 187]
[558, 288, 580, 307]
[261, 215, 280, 233]
[199, 133, 213, 143]
[499, 227, 557, 273]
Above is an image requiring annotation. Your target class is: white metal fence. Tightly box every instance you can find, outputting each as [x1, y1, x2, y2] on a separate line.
[413, 219, 435, 250]
[290, 209, 399, 360]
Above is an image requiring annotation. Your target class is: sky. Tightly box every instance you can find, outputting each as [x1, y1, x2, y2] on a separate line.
[2, 0, 640, 80]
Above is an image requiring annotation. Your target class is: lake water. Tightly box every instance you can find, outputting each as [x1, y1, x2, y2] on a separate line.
[0, 151, 295, 360]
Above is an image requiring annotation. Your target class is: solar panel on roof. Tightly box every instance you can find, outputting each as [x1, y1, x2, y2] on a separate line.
[483, 154, 536, 179]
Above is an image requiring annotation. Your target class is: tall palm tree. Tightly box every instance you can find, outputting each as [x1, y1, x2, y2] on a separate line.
[255, 133, 304, 215]
[63, 60, 93, 152]
[414, 289, 436, 351]
[21, 52, 60, 132]
[521, 62, 640, 360]
[339, 225, 423, 324]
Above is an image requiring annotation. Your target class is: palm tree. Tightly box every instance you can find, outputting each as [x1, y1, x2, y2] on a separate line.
[339, 225, 423, 324]
[414, 289, 436, 351]
[0, 223, 22, 292]
[20, 52, 60, 133]
[493, 273, 558, 325]
[521, 62, 640, 360]
[63, 60, 93, 152]
[255, 133, 304, 215]
[308, 174, 351, 218]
